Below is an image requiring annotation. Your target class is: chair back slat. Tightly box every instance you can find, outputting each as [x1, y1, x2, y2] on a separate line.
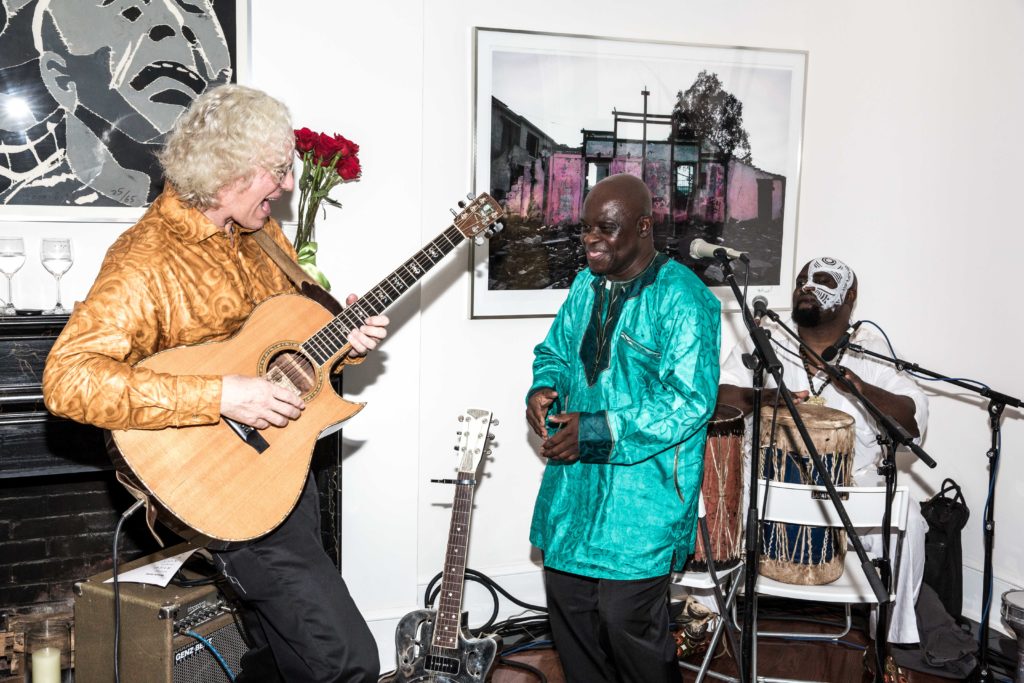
[756, 480, 911, 531]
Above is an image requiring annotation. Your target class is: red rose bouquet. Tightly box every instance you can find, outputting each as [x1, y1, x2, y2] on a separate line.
[292, 127, 362, 289]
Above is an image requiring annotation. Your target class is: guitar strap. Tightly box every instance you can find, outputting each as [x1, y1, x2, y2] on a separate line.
[252, 228, 344, 316]
[116, 470, 164, 546]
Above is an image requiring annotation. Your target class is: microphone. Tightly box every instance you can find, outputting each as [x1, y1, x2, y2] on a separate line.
[689, 238, 748, 262]
[751, 295, 770, 325]
[821, 321, 862, 362]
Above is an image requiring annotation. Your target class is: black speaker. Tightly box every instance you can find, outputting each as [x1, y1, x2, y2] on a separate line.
[73, 545, 248, 683]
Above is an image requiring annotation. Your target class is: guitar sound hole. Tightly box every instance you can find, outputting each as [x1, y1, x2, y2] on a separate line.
[265, 349, 318, 396]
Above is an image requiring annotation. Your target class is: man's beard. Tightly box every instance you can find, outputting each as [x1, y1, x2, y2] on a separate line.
[792, 304, 821, 327]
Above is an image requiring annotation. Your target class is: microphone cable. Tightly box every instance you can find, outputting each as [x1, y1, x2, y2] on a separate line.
[858, 319, 990, 390]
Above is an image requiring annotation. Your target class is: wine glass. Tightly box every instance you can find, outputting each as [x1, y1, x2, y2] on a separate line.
[41, 238, 73, 315]
[0, 237, 26, 316]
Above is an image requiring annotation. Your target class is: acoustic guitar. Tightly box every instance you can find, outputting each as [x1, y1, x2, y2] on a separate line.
[383, 408, 500, 683]
[109, 194, 504, 544]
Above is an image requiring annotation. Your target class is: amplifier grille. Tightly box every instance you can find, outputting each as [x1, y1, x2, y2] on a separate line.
[172, 612, 247, 683]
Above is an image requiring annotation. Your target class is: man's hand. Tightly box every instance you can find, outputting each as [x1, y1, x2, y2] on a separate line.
[221, 375, 305, 429]
[829, 365, 920, 437]
[829, 365, 864, 394]
[717, 384, 808, 415]
[344, 293, 389, 358]
[761, 387, 809, 408]
[526, 388, 558, 439]
[540, 413, 581, 463]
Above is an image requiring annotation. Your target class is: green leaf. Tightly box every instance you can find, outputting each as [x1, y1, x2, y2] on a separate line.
[296, 241, 319, 262]
[295, 244, 331, 290]
[299, 261, 332, 290]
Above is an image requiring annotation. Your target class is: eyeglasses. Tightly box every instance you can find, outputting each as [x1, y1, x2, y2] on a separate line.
[266, 160, 294, 184]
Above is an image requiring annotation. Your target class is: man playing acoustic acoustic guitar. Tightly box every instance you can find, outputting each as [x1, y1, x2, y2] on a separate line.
[43, 84, 387, 683]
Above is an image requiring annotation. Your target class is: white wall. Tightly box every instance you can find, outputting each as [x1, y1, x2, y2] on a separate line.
[4, 0, 1022, 666]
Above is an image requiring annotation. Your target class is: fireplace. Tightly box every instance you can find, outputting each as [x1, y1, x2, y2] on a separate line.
[0, 315, 344, 680]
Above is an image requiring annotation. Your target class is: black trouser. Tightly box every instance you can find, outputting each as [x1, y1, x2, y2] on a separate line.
[544, 568, 678, 683]
[213, 474, 379, 683]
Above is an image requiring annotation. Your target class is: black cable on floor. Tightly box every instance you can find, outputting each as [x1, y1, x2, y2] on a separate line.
[497, 656, 549, 682]
[422, 567, 551, 650]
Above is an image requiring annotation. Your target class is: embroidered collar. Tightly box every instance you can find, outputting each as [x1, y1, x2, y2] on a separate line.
[579, 253, 668, 385]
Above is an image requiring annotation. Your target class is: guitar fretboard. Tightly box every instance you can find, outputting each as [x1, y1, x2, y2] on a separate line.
[431, 469, 475, 650]
[300, 225, 466, 366]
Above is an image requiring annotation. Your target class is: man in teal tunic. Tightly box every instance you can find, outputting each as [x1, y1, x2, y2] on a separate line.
[525, 173, 721, 682]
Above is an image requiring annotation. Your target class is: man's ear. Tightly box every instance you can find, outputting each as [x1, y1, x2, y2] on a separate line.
[637, 215, 653, 238]
[844, 285, 858, 308]
[39, 51, 77, 111]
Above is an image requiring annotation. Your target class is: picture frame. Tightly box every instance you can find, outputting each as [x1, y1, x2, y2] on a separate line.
[0, 0, 250, 224]
[471, 28, 807, 318]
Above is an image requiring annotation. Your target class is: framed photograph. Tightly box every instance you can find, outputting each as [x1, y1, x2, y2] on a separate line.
[471, 28, 807, 317]
[0, 0, 250, 223]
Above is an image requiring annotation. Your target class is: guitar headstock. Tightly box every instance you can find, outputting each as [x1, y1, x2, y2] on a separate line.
[455, 408, 496, 475]
[452, 193, 505, 245]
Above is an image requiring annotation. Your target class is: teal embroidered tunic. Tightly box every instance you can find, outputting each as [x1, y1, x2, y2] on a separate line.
[528, 254, 721, 579]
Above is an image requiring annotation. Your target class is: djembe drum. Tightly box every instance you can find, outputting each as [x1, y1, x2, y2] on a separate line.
[758, 404, 855, 585]
[686, 404, 745, 572]
[1001, 590, 1024, 682]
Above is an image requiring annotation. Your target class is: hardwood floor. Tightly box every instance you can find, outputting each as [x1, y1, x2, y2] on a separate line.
[490, 604, 974, 683]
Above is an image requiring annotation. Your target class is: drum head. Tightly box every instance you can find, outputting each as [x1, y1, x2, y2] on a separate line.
[710, 403, 743, 423]
[760, 403, 855, 429]
[1002, 589, 1024, 623]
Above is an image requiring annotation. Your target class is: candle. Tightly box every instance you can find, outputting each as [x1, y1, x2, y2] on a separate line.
[31, 645, 61, 683]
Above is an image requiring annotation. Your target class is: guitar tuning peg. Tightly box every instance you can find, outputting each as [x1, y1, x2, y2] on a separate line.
[473, 236, 485, 246]
[449, 208, 458, 217]
[483, 449, 493, 456]
[457, 200, 467, 208]
[465, 192, 474, 201]
[491, 419, 500, 427]
[486, 433, 496, 441]
[494, 222, 504, 233]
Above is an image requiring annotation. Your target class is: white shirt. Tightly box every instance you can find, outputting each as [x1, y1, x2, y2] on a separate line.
[719, 319, 929, 483]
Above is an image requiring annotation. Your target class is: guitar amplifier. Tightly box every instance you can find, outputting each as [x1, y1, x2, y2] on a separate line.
[73, 545, 248, 683]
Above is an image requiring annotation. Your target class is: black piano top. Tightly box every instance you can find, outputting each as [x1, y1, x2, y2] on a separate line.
[0, 313, 110, 479]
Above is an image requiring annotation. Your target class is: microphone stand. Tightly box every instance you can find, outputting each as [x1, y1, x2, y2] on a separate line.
[845, 341, 1022, 683]
[714, 252, 889, 683]
[768, 316, 936, 677]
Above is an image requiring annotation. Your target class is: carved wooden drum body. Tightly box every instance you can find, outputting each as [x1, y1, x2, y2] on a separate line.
[759, 404, 855, 585]
[686, 404, 745, 572]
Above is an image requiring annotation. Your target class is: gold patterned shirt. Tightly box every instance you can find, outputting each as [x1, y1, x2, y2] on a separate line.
[43, 187, 301, 430]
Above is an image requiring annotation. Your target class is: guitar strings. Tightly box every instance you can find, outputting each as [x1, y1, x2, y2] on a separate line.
[299, 226, 466, 369]
[427, 413, 485, 677]
[427, 472, 475, 670]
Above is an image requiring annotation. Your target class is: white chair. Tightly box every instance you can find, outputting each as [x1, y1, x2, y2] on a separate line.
[673, 493, 745, 683]
[738, 480, 911, 683]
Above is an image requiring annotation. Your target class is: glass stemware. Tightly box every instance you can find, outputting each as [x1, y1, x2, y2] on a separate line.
[41, 237, 73, 315]
[0, 237, 26, 316]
